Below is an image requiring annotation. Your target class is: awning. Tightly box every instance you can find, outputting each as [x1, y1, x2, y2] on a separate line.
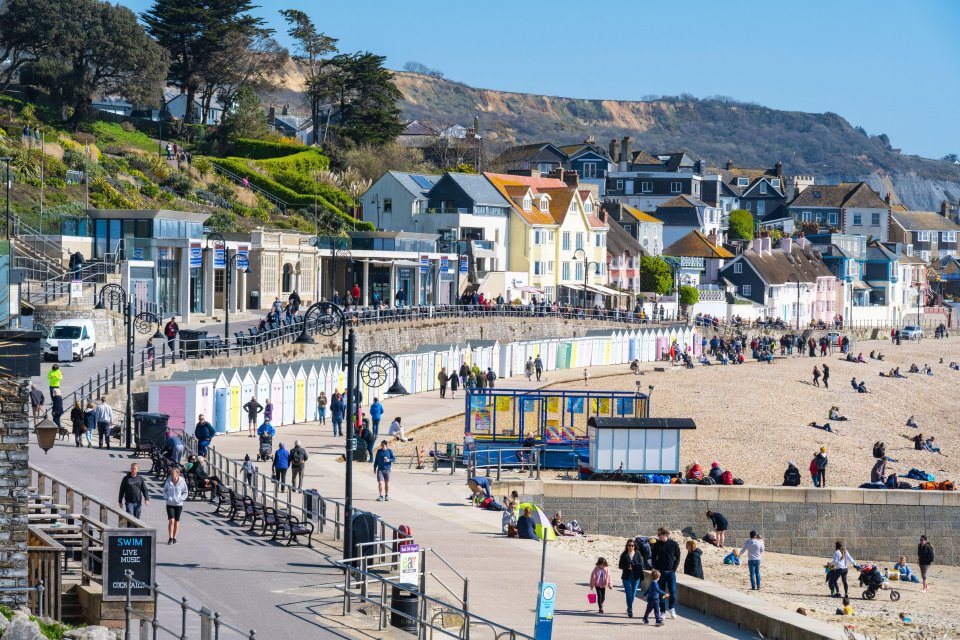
[586, 283, 630, 297]
[851, 281, 872, 290]
[864, 281, 888, 289]
[513, 286, 544, 294]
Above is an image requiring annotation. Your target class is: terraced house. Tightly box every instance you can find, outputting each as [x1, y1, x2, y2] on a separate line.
[701, 160, 790, 224]
[486, 171, 613, 305]
[889, 205, 960, 263]
[786, 182, 891, 240]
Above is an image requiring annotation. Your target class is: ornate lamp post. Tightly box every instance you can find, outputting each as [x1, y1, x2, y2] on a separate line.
[574, 248, 603, 310]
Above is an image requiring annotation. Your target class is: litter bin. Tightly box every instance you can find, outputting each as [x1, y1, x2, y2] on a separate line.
[390, 584, 419, 632]
[249, 290, 260, 311]
[179, 329, 208, 359]
[445, 442, 457, 459]
[133, 412, 169, 448]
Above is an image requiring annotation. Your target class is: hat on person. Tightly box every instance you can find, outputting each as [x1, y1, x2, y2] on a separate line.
[711, 461, 720, 468]
[820, 447, 827, 453]
[788, 461, 796, 467]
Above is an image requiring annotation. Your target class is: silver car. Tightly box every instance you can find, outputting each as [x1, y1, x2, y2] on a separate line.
[901, 325, 923, 340]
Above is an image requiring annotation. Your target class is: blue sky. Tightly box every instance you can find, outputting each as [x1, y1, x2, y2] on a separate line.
[118, 0, 960, 159]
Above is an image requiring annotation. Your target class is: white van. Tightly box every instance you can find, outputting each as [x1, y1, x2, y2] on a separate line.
[44, 320, 97, 361]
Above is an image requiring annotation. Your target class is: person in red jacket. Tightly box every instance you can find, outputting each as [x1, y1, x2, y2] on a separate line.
[810, 454, 820, 486]
[351, 283, 361, 307]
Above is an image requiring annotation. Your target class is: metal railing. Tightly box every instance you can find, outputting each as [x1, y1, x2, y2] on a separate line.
[211, 163, 289, 212]
[27, 528, 61, 619]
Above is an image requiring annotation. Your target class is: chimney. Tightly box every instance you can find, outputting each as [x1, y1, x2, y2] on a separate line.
[620, 136, 632, 163]
[942, 200, 950, 217]
[281, 103, 289, 116]
[585, 135, 595, 145]
[762, 237, 771, 254]
[751, 238, 764, 255]
[796, 235, 809, 250]
[609, 139, 619, 161]
[267, 105, 275, 124]
[726, 160, 734, 170]
[885, 193, 892, 206]
[775, 160, 783, 176]
[561, 169, 580, 189]
[780, 236, 793, 254]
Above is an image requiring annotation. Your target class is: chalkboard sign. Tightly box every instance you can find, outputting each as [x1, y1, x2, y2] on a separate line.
[103, 529, 156, 601]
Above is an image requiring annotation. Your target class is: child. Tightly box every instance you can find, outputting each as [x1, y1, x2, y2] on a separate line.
[502, 501, 518, 538]
[723, 549, 741, 565]
[589, 558, 612, 614]
[242, 454, 255, 484]
[838, 597, 854, 616]
[898, 612, 912, 623]
[641, 569, 665, 626]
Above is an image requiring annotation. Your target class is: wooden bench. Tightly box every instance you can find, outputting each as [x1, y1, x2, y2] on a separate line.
[248, 502, 266, 533]
[237, 496, 256, 526]
[226, 491, 245, 520]
[213, 486, 233, 515]
[260, 507, 280, 538]
[274, 512, 314, 547]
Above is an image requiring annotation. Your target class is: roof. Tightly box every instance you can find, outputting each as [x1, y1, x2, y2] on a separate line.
[891, 211, 960, 232]
[588, 417, 696, 430]
[622, 205, 662, 224]
[655, 196, 711, 228]
[790, 182, 887, 209]
[387, 171, 440, 200]
[400, 120, 438, 136]
[484, 172, 568, 225]
[663, 230, 734, 259]
[606, 219, 644, 258]
[559, 143, 611, 161]
[444, 173, 512, 207]
[658, 195, 707, 209]
[494, 142, 567, 164]
[274, 114, 312, 132]
[737, 245, 834, 285]
[630, 150, 663, 166]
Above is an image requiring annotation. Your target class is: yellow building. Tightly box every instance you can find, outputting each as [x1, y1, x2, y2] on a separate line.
[486, 171, 612, 305]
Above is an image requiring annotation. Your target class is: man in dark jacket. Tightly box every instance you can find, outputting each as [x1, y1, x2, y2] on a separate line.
[652, 527, 681, 619]
[918, 535, 934, 591]
[242, 397, 263, 437]
[706, 510, 729, 548]
[118, 463, 150, 518]
[782, 461, 801, 486]
[195, 414, 215, 456]
[289, 440, 308, 488]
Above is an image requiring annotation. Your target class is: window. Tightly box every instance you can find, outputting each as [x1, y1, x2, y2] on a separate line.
[582, 163, 597, 178]
[742, 284, 752, 296]
[562, 232, 571, 250]
[522, 196, 531, 211]
[625, 180, 635, 195]
[828, 212, 838, 225]
[594, 232, 605, 247]
[853, 213, 862, 226]
[623, 224, 632, 234]
[871, 212, 881, 226]
[537, 163, 553, 173]
[568, 199, 577, 212]
[615, 180, 623, 191]
[533, 229, 548, 245]
[562, 262, 570, 280]
[641, 181, 652, 193]
[670, 181, 682, 193]
[940, 249, 952, 259]
[733, 262, 743, 274]
[743, 201, 752, 211]
[534, 261, 544, 276]
[771, 178, 781, 187]
[540, 196, 549, 210]
[737, 177, 749, 187]
[812, 190, 822, 199]
[575, 233, 584, 250]
[756, 200, 765, 217]
[574, 262, 585, 280]
[760, 182, 767, 195]
[584, 200, 593, 213]
[942, 231, 956, 242]
[548, 230, 555, 242]
[906, 244, 913, 256]
[920, 250, 930, 261]
[547, 261, 554, 274]
[383, 198, 392, 213]
[917, 231, 930, 242]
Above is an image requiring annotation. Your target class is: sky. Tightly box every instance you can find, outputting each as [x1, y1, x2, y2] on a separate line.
[118, 0, 960, 159]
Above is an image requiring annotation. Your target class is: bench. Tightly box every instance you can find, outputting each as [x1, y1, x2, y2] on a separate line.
[260, 507, 280, 538]
[237, 496, 256, 526]
[248, 502, 266, 533]
[226, 491, 245, 521]
[186, 473, 212, 502]
[274, 511, 314, 547]
[213, 485, 233, 515]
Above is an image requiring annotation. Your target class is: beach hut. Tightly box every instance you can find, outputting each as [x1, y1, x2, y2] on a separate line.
[255, 369, 271, 411]
[149, 372, 216, 434]
[587, 417, 696, 475]
[270, 367, 284, 426]
[214, 372, 231, 434]
[228, 370, 243, 432]
[240, 369, 256, 414]
[282, 367, 296, 426]
[306, 365, 319, 421]
[294, 366, 306, 423]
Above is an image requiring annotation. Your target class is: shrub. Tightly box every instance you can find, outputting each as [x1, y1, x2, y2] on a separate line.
[46, 177, 66, 189]
[163, 172, 194, 196]
[100, 155, 130, 177]
[193, 156, 212, 178]
[230, 138, 304, 160]
[140, 181, 159, 198]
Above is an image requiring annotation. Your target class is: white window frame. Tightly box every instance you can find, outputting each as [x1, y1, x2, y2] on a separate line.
[641, 181, 653, 193]
[827, 212, 838, 225]
[584, 201, 593, 213]
[575, 233, 584, 250]
[737, 177, 749, 187]
[917, 231, 930, 242]
[615, 179, 624, 190]
[742, 284, 752, 296]
[562, 231, 571, 251]
[771, 178, 781, 187]
[562, 262, 570, 280]
[733, 262, 743, 274]
[853, 213, 862, 226]
[760, 182, 767, 195]
[582, 163, 597, 178]
[670, 181, 682, 194]
[871, 212, 881, 226]
[540, 197, 549, 210]
[522, 196, 531, 211]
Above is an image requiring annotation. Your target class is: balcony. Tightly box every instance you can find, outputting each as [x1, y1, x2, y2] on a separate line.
[679, 256, 705, 270]
[426, 207, 470, 214]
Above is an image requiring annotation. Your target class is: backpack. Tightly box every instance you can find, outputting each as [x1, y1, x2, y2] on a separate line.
[885, 474, 898, 489]
[633, 536, 653, 569]
[897, 481, 913, 490]
[290, 447, 306, 465]
[700, 476, 716, 485]
[872, 441, 886, 459]
[487, 371, 496, 381]
[733, 478, 744, 485]
[720, 471, 734, 485]
[919, 481, 939, 490]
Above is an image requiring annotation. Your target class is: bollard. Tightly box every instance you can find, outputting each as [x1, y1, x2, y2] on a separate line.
[180, 597, 188, 640]
[199, 606, 213, 640]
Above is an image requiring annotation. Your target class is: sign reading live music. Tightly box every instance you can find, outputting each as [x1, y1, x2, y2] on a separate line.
[103, 528, 156, 601]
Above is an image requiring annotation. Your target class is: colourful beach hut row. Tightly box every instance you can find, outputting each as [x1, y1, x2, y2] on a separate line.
[148, 327, 701, 434]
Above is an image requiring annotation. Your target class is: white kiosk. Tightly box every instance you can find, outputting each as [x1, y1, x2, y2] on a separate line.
[587, 417, 696, 475]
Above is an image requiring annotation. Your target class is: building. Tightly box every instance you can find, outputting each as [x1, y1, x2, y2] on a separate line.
[718, 236, 837, 326]
[494, 139, 615, 194]
[268, 105, 314, 145]
[786, 182, 890, 240]
[397, 120, 439, 148]
[889, 209, 960, 263]
[653, 195, 723, 247]
[605, 139, 705, 211]
[605, 219, 644, 297]
[662, 230, 734, 286]
[601, 203, 664, 256]
[701, 160, 789, 225]
[807, 233, 869, 323]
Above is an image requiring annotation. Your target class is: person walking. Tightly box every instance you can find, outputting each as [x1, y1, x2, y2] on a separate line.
[264, 399, 274, 425]
[316, 391, 327, 425]
[706, 510, 729, 548]
[524, 357, 534, 382]
[740, 531, 766, 590]
[118, 463, 150, 518]
[51, 389, 64, 430]
[70, 400, 85, 448]
[683, 540, 704, 579]
[369, 397, 384, 435]
[28, 385, 44, 418]
[918, 535, 934, 592]
[242, 397, 263, 437]
[814, 447, 828, 487]
[289, 440, 308, 488]
[359, 421, 376, 462]
[272, 443, 290, 484]
[163, 467, 188, 544]
[812, 365, 821, 387]
[534, 355, 543, 381]
[194, 414, 215, 456]
[84, 401, 96, 448]
[618, 538, 644, 617]
[94, 397, 113, 449]
[822, 364, 830, 389]
[449, 368, 459, 399]
[163, 317, 179, 354]
[652, 528, 681, 618]
[374, 440, 395, 501]
[589, 557, 613, 614]
[828, 541, 857, 598]
[330, 392, 345, 437]
[438, 368, 448, 398]
[47, 364, 62, 398]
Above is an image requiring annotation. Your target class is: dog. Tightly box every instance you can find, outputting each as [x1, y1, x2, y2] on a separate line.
[56, 426, 70, 440]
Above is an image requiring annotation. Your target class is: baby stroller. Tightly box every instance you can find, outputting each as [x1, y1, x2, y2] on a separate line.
[858, 564, 900, 601]
[257, 434, 273, 462]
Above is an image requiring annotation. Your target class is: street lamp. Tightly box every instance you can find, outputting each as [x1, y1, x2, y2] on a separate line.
[573, 248, 602, 310]
[95, 284, 160, 447]
[787, 273, 808, 331]
[295, 302, 406, 560]
[224, 251, 252, 345]
[34, 414, 60, 454]
[308, 236, 352, 301]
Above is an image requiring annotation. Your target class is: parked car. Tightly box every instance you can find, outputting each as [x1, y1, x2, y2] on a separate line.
[901, 325, 923, 340]
[43, 320, 97, 361]
[825, 331, 842, 346]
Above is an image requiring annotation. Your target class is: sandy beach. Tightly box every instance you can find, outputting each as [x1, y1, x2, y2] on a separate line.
[398, 336, 960, 487]
[556, 531, 955, 639]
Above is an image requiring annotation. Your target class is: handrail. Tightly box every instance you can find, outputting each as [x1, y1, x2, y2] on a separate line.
[211, 163, 288, 212]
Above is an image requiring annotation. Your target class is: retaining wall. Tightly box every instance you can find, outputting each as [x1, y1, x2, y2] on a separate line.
[496, 480, 960, 565]
[0, 381, 31, 607]
[34, 306, 125, 348]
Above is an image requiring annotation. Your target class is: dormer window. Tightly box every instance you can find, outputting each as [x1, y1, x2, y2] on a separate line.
[539, 196, 549, 210]
[584, 201, 593, 213]
[813, 190, 822, 198]
[522, 196, 531, 211]
[771, 178, 781, 187]
[737, 177, 749, 187]
[760, 182, 767, 195]
[568, 200, 577, 212]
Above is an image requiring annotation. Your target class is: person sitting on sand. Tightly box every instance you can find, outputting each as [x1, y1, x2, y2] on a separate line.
[923, 364, 933, 376]
[922, 436, 943, 455]
[907, 415, 919, 428]
[950, 362, 959, 371]
[809, 421, 835, 433]
[783, 461, 802, 486]
[857, 353, 865, 363]
[877, 352, 885, 361]
[908, 363, 920, 374]
[899, 612, 912, 623]
[850, 378, 867, 393]
[845, 353, 857, 362]
[839, 597, 854, 616]
[722, 549, 741, 565]
[893, 556, 921, 583]
[893, 367, 908, 379]
[829, 406, 848, 421]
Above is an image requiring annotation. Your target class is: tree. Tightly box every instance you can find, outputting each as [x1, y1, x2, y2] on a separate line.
[280, 9, 338, 145]
[639, 256, 672, 295]
[0, 0, 62, 93]
[728, 209, 754, 240]
[24, 0, 168, 127]
[403, 61, 443, 79]
[142, 0, 266, 124]
[315, 52, 404, 146]
[678, 285, 699, 307]
[220, 85, 269, 142]
[201, 30, 287, 124]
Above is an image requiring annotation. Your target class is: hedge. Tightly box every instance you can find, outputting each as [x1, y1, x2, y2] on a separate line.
[230, 138, 306, 160]
[213, 157, 373, 231]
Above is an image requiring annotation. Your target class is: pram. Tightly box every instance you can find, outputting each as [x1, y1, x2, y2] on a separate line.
[858, 564, 900, 601]
[257, 434, 273, 462]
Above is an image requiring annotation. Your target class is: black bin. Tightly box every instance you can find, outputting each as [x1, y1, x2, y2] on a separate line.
[390, 584, 419, 632]
[133, 412, 169, 448]
[179, 329, 208, 358]
[249, 290, 260, 311]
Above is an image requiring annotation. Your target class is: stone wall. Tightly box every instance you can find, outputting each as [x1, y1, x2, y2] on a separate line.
[0, 379, 31, 606]
[497, 480, 960, 565]
[33, 306, 125, 348]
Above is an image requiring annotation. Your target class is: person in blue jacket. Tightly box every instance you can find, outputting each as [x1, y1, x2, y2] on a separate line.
[373, 440, 395, 501]
[369, 398, 384, 436]
[330, 392, 346, 437]
[272, 443, 290, 484]
[516, 507, 538, 540]
[257, 420, 276, 438]
[194, 414, 215, 456]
